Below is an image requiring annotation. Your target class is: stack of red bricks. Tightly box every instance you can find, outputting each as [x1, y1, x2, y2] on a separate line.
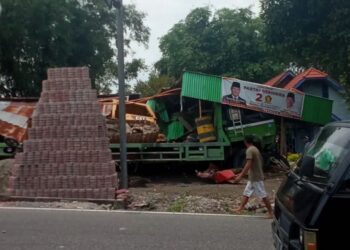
[6, 67, 117, 200]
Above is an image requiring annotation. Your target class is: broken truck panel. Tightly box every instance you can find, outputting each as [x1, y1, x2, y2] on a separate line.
[182, 72, 222, 103]
[100, 99, 157, 121]
[0, 101, 35, 142]
[109, 101, 231, 162]
[0, 98, 159, 144]
[302, 94, 333, 125]
[146, 99, 170, 123]
[99, 99, 160, 143]
[225, 119, 276, 145]
[166, 118, 185, 141]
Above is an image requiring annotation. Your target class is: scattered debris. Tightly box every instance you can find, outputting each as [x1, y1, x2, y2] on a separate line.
[129, 176, 151, 188]
[128, 201, 150, 209]
[115, 189, 130, 209]
[1, 159, 283, 215]
[196, 164, 237, 184]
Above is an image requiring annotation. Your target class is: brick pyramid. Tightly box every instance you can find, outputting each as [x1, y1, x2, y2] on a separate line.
[6, 67, 117, 200]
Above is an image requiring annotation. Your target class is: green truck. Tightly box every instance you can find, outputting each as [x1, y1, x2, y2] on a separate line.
[0, 71, 333, 169]
[0, 105, 277, 168]
[109, 102, 277, 167]
[108, 71, 332, 167]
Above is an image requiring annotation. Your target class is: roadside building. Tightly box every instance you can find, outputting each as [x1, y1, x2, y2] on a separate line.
[265, 68, 350, 152]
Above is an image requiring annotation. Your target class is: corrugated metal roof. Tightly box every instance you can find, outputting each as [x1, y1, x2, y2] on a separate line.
[264, 68, 329, 90]
[265, 71, 289, 86]
[182, 72, 222, 103]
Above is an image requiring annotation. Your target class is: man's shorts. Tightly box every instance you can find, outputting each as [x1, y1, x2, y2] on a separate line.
[243, 181, 267, 199]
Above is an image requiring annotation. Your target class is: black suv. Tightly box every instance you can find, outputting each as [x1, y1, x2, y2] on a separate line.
[272, 121, 350, 249]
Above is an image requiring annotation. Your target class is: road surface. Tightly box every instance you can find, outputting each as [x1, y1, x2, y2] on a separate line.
[0, 208, 274, 250]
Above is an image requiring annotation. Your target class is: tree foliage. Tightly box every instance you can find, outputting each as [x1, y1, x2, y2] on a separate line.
[0, 0, 149, 97]
[261, 0, 350, 85]
[156, 7, 284, 83]
[134, 70, 174, 97]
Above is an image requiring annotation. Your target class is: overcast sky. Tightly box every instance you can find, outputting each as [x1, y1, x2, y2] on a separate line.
[123, 0, 260, 80]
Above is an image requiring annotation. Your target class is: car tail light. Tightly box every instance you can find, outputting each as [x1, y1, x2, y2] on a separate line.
[304, 231, 317, 250]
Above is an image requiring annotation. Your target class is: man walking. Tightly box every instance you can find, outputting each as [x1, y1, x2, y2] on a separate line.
[233, 135, 273, 219]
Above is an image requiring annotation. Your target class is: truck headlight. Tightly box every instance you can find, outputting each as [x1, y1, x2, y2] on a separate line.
[303, 230, 317, 250]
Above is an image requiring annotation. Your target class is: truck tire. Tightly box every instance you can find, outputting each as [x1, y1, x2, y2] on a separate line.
[4, 147, 16, 154]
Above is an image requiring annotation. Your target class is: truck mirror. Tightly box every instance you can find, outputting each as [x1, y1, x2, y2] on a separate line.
[300, 155, 315, 178]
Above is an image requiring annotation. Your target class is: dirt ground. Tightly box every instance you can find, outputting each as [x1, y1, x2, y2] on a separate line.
[127, 173, 284, 215]
[0, 159, 286, 215]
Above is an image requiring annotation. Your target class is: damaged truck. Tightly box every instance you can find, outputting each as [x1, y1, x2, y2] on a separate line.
[0, 72, 333, 171]
[103, 71, 333, 170]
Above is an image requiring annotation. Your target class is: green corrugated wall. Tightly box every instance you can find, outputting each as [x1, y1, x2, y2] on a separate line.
[146, 99, 170, 123]
[182, 72, 222, 103]
[302, 95, 333, 125]
[166, 121, 185, 141]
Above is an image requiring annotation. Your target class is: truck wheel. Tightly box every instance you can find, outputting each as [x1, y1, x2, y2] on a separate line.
[4, 147, 16, 154]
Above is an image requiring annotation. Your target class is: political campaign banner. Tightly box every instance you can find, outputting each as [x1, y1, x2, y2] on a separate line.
[221, 77, 304, 119]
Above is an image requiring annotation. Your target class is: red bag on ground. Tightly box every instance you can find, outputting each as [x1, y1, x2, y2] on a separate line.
[214, 169, 236, 183]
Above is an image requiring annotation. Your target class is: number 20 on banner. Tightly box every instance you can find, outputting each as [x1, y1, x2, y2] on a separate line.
[256, 93, 272, 104]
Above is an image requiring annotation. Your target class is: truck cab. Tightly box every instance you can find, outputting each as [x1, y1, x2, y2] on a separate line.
[272, 121, 350, 249]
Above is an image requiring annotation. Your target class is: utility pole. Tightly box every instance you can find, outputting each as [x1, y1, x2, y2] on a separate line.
[104, 0, 128, 189]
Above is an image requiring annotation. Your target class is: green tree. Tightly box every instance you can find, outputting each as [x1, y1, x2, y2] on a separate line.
[0, 0, 149, 97]
[156, 7, 284, 82]
[134, 70, 174, 97]
[261, 0, 350, 89]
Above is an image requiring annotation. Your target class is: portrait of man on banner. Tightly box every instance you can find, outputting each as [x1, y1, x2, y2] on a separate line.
[283, 92, 300, 116]
[222, 81, 246, 105]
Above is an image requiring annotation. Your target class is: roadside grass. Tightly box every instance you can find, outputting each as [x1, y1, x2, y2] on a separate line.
[167, 194, 187, 212]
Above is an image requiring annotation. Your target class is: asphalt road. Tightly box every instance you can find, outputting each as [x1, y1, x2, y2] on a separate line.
[0, 208, 274, 250]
